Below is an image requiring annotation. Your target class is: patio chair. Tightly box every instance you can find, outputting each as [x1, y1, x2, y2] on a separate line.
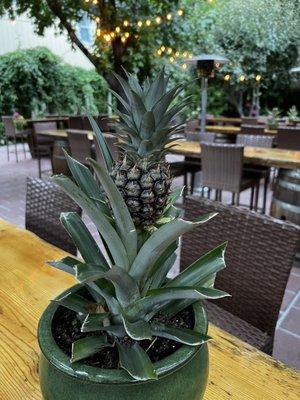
[201, 142, 261, 209]
[236, 134, 274, 213]
[67, 129, 92, 166]
[25, 177, 82, 255]
[240, 124, 265, 135]
[181, 196, 300, 354]
[33, 122, 57, 178]
[241, 117, 258, 125]
[186, 131, 216, 143]
[2, 116, 29, 162]
[276, 127, 300, 150]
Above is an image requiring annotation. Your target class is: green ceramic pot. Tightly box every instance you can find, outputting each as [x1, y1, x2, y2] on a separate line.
[38, 285, 209, 400]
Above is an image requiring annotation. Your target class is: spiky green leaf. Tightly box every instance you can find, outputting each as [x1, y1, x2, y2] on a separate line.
[151, 324, 212, 346]
[71, 336, 109, 363]
[122, 315, 152, 340]
[88, 115, 114, 171]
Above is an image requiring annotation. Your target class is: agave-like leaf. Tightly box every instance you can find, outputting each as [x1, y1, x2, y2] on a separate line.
[149, 252, 177, 290]
[144, 68, 167, 109]
[60, 212, 110, 269]
[109, 89, 131, 114]
[47, 256, 78, 275]
[88, 159, 137, 265]
[52, 175, 129, 270]
[75, 263, 110, 282]
[53, 291, 92, 315]
[123, 70, 144, 98]
[63, 151, 109, 216]
[127, 286, 229, 320]
[130, 213, 217, 284]
[111, 71, 134, 104]
[81, 318, 126, 337]
[80, 312, 111, 331]
[87, 115, 114, 171]
[131, 90, 147, 128]
[121, 314, 152, 340]
[71, 336, 109, 363]
[117, 342, 157, 381]
[166, 242, 227, 288]
[151, 324, 212, 346]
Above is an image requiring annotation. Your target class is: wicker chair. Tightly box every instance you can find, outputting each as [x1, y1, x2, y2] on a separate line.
[201, 143, 261, 209]
[236, 134, 274, 213]
[240, 124, 265, 135]
[2, 116, 29, 162]
[26, 177, 82, 255]
[181, 196, 300, 354]
[67, 129, 92, 165]
[186, 131, 216, 143]
[33, 122, 57, 178]
[276, 127, 300, 150]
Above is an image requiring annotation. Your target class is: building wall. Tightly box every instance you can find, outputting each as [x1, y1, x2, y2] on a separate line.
[0, 15, 94, 69]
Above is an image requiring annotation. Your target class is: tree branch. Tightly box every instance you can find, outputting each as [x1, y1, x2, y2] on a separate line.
[45, 0, 99, 71]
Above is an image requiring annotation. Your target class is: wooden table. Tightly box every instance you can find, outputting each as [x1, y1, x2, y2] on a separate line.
[205, 125, 277, 135]
[169, 140, 300, 169]
[27, 117, 69, 124]
[35, 128, 94, 140]
[206, 116, 242, 126]
[0, 219, 299, 399]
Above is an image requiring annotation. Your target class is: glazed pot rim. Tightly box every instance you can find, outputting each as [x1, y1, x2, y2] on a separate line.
[38, 284, 208, 385]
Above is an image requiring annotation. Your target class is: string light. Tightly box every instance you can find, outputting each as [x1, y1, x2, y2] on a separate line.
[93, 0, 98, 4]
[137, 21, 143, 27]
[115, 26, 121, 33]
[125, 32, 130, 38]
[167, 48, 173, 54]
[224, 74, 231, 81]
[182, 63, 187, 69]
[121, 36, 126, 43]
[146, 19, 151, 26]
[95, 16, 100, 23]
[160, 45, 166, 52]
[166, 13, 172, 20]
[110, 32, 115, 38]
[155, 16, 161, 24]
[123, 20, 129, 27]
[104, 34, 111, 42]
[255, 74, 262, 82]
[96, 28, 101, 36]
[239, 75, 246, 82]
[177, 9, 184, 16]
[169, 56, 175, 63]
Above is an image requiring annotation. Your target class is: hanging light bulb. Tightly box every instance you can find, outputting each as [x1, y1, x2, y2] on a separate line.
[96, 28, 101, 36]
[169, 57, 175, 63]
[155, 16, 161, 24]
[115, 26, 121, 33]
[104, 34, 111, 42]
[95, 17, 100, 23]
[182, 63, 187, 69]
[239, 75, 246, 82]
[166, 13, 172, 20]
[123, 20, 129, 27]
[160, 45, 166, 52]
[177, 9, 184, 16]
[182, 51, 188, 57]
[146, 19, 151, 26]
[224, 74, 231, 81]
[167, 48, 173, 54]
[255, 74, 262, 82]
[110, 32, 115, 38]
[137, 21, 143, 27]
[175, 51, 180, 57]
[125, 32, 130, 38]
[121, 36, 126, 43]
[157, 49, 162, 56]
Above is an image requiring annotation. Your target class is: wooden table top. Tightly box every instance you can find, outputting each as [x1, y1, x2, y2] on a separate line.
[205, 125, 277, 135]
[36, 128, 94, 140]
[169, 140, 300, 169]
[0, 219, 299, 399]
[27, 117, 69, 123]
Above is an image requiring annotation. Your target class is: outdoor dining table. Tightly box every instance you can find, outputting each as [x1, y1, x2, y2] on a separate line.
[205, 125, 277, 135]
[0, 218, 299, 399]
[168, 140, 300, 170]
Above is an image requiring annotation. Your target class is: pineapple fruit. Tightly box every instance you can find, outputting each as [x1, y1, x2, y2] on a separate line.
[109, 69, 189, 227]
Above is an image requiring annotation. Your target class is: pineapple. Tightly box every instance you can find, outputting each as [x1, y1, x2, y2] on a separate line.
[109, 69, 189, 227]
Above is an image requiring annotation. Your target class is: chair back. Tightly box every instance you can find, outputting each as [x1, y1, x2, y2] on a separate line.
[276, 127, 300, 150]
[25, 177, 82, 255]
[186, 131, 216, 142]
[240, 124, 265, 135]
[2, 116, 16, 138]
[241, 117, 258, 125]
[93, 135, 119, 164]
[236, 134, 274, 148]
[185, 119, 199, 133]
[33, 122, 57, 133]
[69, 116, 85, 130]
[201, 143, 244, 193]
[67, 129, 92, 164]
[181, 196, 300, 338]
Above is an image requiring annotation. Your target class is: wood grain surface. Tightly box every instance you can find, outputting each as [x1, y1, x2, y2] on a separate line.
[168, 140, 300, 169]
[0, 219, 299, 399]
[205, 125, 277, 135]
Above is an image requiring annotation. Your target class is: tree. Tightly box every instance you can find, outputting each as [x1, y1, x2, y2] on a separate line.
[186, 0, 300, 115]
[0, 0, 190, 94]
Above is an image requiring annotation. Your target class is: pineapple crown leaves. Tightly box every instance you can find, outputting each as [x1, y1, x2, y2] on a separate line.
[109, 68, 192, 161]
[50, 150, 229, 381]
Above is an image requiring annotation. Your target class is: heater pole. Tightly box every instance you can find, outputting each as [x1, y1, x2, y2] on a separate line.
[200, 77, 208, 138]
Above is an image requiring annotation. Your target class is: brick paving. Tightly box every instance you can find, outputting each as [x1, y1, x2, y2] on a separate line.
[0, 143, 299, 370]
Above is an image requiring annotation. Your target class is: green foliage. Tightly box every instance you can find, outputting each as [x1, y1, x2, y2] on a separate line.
[49, 70, 228, 382]
[0, 47, 108, 118]
[267, 107, 281, 129]
[287, 106, 299, 123]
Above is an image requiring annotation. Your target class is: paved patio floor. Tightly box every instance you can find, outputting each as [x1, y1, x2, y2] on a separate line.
[0, 143, 299, 370]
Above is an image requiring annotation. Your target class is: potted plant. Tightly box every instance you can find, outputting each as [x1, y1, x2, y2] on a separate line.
[38, 69, 229, 400]
[12, 111, 26, 131]
[267, 107, 281, 130]
[287, 106, 299, 126]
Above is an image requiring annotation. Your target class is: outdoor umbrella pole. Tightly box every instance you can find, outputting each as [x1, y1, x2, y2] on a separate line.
[200, 77, 208, 137]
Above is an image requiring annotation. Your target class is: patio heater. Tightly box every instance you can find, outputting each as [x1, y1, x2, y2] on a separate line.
[186, 54, 229, 138]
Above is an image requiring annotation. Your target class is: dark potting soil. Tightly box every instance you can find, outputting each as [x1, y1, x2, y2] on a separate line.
[52, 304, 194, 369]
